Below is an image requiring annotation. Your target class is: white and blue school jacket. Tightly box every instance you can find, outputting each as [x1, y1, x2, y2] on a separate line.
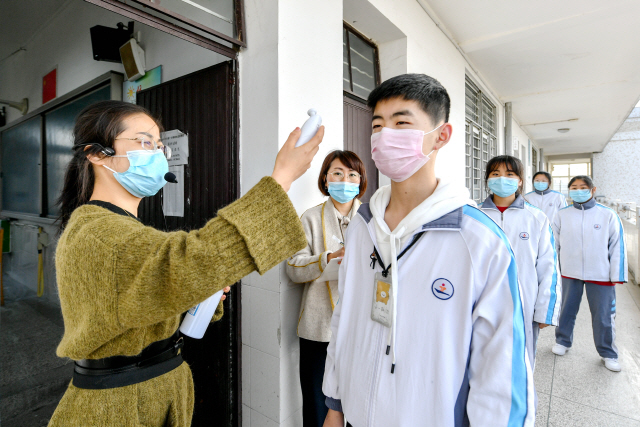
[322, 204, 535, 427]
[480, 195, 561, 362]
[553, 198, 628, 283]
[525, 189, 567, 223]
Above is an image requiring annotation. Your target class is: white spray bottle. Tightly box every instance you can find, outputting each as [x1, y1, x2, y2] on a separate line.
[179, 289, 224, 339]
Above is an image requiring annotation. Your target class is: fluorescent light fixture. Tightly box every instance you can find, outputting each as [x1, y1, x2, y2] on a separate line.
[557, 128, 570, 133]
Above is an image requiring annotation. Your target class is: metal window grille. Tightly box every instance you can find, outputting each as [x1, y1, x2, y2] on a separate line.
[532, 148, 538, 170]
[465, 76, 497, 203]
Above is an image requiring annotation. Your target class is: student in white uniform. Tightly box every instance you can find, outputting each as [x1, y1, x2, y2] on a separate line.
[552, 175, 627, 372]
[322, 74, 535, 427]
[480, 156, 561, 368]
[525, 171, 567, 223]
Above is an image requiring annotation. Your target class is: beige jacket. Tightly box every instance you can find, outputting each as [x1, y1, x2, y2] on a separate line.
[286, 198, 361, 342]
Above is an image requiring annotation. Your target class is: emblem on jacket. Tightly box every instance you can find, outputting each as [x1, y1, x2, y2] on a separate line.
[594, 224, 601, 230]
[519, 232, 529, 240]
[432, 278, 454, 300]
[549, 203, 553, 206]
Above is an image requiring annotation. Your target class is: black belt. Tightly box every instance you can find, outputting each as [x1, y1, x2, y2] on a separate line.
[73, 330, 184, 390]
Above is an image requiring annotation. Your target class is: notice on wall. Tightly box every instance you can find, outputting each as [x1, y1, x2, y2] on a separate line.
[161, 129, 189, 166]
[123, 65, 162, 104]
[163, 165, 184, 217]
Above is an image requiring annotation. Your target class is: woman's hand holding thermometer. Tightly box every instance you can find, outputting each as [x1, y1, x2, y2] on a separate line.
[271, 110, 325, 192]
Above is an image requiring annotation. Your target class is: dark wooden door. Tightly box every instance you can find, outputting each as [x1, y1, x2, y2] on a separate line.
[343, 94, 378, 202]
[137, 61, 240, 427]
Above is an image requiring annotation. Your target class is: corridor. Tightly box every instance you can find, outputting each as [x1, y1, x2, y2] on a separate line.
[534, 281, 640, 426]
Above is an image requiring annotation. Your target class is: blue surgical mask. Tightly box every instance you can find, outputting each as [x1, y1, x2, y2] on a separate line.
[328, 182, 359, 204]
[487, 177, 519, 198]
[534, 181, 549, 191]
[569, 189, 592, 203]
[104, 150, 169, 198]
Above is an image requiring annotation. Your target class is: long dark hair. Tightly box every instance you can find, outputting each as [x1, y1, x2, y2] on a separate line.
[485, 155, 526, 196]
[56, 100, 161, 229]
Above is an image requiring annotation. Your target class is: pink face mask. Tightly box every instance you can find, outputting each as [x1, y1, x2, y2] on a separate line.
[370, 125, 442, 182]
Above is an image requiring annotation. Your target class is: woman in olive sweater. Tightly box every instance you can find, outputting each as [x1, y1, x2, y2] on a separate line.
[48, 100, 323, 426]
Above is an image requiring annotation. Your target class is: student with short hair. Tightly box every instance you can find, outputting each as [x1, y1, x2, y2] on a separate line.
[322, 74, 535, 427]
[552, 175, 627, 372]
[525, 171, 567, 223]
[480, 156, 561, 367]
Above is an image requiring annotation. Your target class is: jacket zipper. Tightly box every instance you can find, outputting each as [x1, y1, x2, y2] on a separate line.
[581, 204, 585, 279]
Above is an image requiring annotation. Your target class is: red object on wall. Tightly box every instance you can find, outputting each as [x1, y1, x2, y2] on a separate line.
[43, 69, 57, 104]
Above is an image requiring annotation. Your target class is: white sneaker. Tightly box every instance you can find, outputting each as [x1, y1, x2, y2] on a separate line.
[552, 343, 568, 356]
[602, 358, 621, 372]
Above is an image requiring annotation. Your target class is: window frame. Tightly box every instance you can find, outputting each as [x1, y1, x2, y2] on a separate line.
[343, 22, 381, 102]
[465, 75, 498, 204]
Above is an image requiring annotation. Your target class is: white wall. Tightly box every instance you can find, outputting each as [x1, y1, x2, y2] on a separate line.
[238, 0, 343, 425]
[593, 104, 640, 204]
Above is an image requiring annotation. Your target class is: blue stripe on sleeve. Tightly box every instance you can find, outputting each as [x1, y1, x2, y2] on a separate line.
[616, 215, 625, 281]
[462, 205, 528, 426]
[546, 225, 559, 324]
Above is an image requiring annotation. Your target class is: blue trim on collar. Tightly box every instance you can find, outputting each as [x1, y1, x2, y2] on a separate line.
[421, 207, 463, 230]
[357, 203, 463, 229]
[357, 203, 373, 223]
[481, 194, 525, 210]
[571, 198, 596, 210]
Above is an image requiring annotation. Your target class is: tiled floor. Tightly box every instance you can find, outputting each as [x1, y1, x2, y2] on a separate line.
[534, 281, 640, 427]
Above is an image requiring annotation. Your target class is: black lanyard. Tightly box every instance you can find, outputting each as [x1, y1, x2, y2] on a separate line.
[370, 232, 426, 277]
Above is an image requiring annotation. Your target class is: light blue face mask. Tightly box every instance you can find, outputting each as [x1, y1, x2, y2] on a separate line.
[569, 189, 592, 203]
[104, 150, 169, 198]
[534, 181, 549, 191]
[328, 182, 360, 204]
[487, 177, 520, 198]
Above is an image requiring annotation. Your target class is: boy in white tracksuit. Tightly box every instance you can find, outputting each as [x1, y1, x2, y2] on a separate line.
[322, 74, 535, 427]
[552, 175, 627, 371]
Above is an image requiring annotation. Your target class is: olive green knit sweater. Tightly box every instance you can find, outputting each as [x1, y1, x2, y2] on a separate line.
[49, 176, 306, 426]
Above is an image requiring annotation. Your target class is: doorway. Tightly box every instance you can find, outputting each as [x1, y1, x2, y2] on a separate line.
[137, 61, 240, 427]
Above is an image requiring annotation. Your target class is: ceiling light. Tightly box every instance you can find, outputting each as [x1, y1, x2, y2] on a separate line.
[557, 128, 570, 133]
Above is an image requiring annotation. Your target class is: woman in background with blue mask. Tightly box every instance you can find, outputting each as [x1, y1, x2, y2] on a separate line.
[285, 150, 366, 427]
[49, 100, 324, 426]
[552, 175, 627, 372]
[525, 171, 568, 223]
[480, 156, 561, 375]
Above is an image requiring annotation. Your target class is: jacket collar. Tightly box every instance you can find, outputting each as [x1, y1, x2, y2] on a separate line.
[572, 197, 596, 210]
[481, 194, 525, 210]
[358, 203, 463, 230]
[534, 189, 553, 195]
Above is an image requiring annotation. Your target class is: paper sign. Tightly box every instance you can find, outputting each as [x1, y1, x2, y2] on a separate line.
[316, 258, 341, 282]
[163, 165, 184, 217]
[162, 129, 189, 166]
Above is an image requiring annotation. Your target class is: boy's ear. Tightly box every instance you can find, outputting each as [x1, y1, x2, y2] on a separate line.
[433, 123, 453, 150]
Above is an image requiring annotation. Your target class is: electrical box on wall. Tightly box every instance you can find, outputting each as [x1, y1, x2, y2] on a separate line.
[90, 22, 134, 62]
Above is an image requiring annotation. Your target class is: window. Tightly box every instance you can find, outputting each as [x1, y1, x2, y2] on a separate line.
[532, 148, 538, 171]
[343, 24, 379, 100]
[465, 76, 497, 203]
[551, 163, 591, 198]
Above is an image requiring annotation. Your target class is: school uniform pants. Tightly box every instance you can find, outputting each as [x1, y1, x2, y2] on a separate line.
[555, 278, 618, 359]
[299, 338, 330, 427]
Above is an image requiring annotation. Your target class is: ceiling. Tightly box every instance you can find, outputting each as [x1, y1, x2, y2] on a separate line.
[421, 0, 640, 155]
[0, 0, 70, 62]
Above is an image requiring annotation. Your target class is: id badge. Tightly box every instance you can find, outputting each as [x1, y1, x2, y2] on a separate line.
[371, 272, 393, 328]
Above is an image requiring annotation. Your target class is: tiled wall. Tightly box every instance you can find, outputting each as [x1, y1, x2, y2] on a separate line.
[593, 107, 640, 204]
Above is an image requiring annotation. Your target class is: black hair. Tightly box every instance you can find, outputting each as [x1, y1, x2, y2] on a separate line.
[56, 100, 161, 229]
[485, 155, 525, 195]
[367, 74, 451, 124]
[532, 171, 552, 184]
[568, 175, 594, 189]
[318, 150, 368, 199]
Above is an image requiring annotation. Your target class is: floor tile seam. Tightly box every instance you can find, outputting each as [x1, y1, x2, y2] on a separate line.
[549, 393, 640, 422]
[248, 405, 281, 425]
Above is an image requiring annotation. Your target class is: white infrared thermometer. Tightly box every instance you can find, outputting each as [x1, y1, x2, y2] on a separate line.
[295, 109, 322, 147]
[179, 289, 224, 339]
